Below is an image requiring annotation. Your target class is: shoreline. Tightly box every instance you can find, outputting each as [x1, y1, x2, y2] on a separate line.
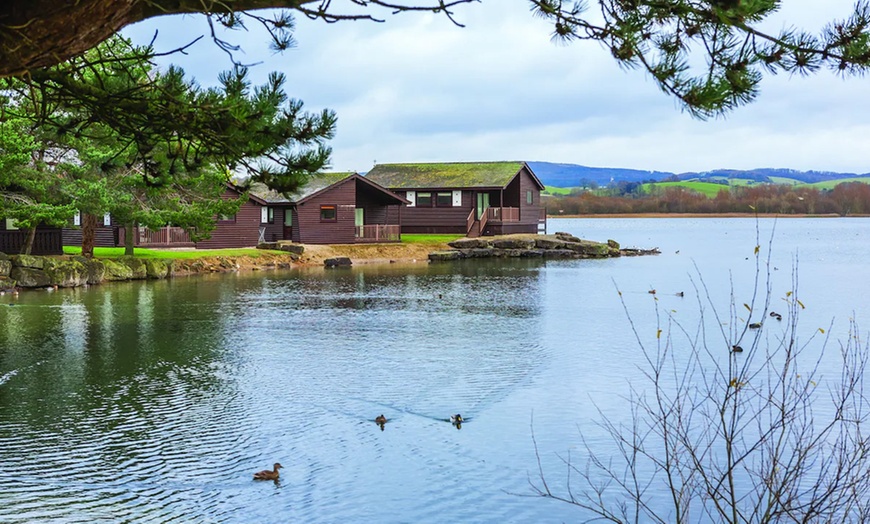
[548, 212, 854, 219]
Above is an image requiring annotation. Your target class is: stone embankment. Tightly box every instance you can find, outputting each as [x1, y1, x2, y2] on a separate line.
[428, 232, 659, 261]
[0, 252, 296, 291]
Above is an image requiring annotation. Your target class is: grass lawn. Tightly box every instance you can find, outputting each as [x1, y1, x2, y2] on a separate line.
[63, 246, 281, 259]
[401, 234, 464, 244]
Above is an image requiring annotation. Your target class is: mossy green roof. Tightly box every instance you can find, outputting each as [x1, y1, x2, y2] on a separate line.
[365, 162, 526, 189]
[247, 172, 355, 204]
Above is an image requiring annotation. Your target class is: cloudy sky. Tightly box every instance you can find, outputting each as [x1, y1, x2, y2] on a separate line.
[124, 1, 870, 175]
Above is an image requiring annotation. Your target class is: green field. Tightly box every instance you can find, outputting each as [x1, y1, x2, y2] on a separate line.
[642, 181, 731, 197]
[543, 185, 579, 195]
[808, 177, 870, 190]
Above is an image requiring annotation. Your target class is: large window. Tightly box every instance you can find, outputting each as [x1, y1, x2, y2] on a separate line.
[284, 210, 293, 227]
[416, 192, 433, 207]
[320, 205, 337, 222]
[436, 192, 453, 207]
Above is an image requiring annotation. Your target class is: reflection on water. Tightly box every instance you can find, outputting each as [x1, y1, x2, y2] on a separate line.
[1, 218, 869, 522]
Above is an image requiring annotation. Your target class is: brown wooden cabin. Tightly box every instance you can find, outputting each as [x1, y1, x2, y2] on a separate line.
[197, 172, 408, 248]
[1, 218, 63, 255]
[365, 161, 547, 237]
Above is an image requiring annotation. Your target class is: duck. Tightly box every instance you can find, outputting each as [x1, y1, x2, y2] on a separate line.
[450, 414, 463, 425]
[770, 311, 782, 321]
[676, 291, 684, 297]
[253, 463, 283, 481]
[732, 345, 744, 353]
[375, 414, 387, 425]
[648, 289, 656, 295]
[749, 322, 762, 329]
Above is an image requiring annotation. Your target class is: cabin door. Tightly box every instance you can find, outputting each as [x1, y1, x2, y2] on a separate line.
[283, 209, 293, 240]
[355, 208, 364, 238]
[476, 193, 490, 220]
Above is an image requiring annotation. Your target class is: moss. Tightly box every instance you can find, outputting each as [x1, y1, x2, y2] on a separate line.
[145, 259, 173, 279]
[366, 161, 524, 189]
[10, 254, 44, 269]
[43, 259, 88, 287]
[102, 259, 134, 281]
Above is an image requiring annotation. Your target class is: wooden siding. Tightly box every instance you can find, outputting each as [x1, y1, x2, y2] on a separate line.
[62, 226, 118, 247]
[399, 190, 474, 234]
[0, 227, 63, 255]
[195, 190, 262, 249]
[296, 178, 357, 244]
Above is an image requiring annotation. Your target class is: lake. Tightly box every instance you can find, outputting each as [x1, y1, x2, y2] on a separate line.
[1, 217, 868, 522]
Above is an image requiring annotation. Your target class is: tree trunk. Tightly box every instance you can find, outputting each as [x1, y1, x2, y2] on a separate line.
[81, 212, 97, 258]
[124, 222, 135, 257]
[20, 227, 37, 255]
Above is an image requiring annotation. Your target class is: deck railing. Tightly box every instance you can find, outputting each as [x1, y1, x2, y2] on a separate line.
[486, 207, 520, 222]
[466, 209, 476, 235]
[136, 226, 193, 246]
[355, 224, 401, 243]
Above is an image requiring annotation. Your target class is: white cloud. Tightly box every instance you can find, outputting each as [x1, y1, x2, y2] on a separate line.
[124, 1, 870, 175]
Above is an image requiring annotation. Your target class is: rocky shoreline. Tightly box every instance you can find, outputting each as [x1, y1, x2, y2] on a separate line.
[1, 233, 659, 291]
[0, 252, 297, 291]
[428, 232, 660, 261]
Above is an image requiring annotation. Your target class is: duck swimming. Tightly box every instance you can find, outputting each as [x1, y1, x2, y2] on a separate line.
[450, 414, 463, 425]
[253, 463, 283, 481]
[375, 414, 387, 425]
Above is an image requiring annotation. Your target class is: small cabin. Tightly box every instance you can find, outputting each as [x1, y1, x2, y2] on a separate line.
[365, 161, 546, 237]
[197, 172, 408, 248]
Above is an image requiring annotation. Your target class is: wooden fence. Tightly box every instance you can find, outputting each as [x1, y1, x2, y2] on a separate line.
[0, 229, 63, 255]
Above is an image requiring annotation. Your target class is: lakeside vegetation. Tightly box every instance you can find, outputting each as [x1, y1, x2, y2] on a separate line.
[545, 181, 870, 216]
[62, 247, 280, 259]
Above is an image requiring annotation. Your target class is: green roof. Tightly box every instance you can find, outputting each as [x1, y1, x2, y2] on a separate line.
[248, 172, 355, 204]
[365, 162, 526, 189]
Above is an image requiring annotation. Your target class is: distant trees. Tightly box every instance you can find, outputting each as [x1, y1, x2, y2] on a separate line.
[546, 183, 870, 216]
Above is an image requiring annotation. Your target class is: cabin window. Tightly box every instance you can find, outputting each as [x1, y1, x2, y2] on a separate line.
[284, 210, 293, 227]
[73, 211, 81, 226]
[261, 206, 274, 224]
[320, 205, 337, 222]
[406, 191, 416, 207]
[416, 192, 433, 207]
[219, 213, 236, 222]
[526, 190, 533, 205]
[452, 190, 462, 206]
[5, 218, 18, 230]
[436, 192, 453, 207]
[103, 212, 111, 226]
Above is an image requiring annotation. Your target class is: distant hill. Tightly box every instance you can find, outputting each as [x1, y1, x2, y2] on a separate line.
[528, 161, 870, 188]
[527, 162, 672, 187]
[677, 168, 869, 184]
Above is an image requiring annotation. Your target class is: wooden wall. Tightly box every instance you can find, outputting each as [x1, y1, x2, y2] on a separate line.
[296, 178, 357, 244]
[398, 190, 474, 234]
[195, 190, 262, 249]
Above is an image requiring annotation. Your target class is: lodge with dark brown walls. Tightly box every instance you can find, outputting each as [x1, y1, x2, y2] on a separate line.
[365, 161, 546, 237]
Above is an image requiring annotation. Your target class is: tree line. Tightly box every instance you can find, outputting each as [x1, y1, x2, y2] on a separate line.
[546, 182, 870, 216]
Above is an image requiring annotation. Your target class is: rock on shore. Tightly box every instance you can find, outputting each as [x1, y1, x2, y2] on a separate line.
[428, 233, 659, 262]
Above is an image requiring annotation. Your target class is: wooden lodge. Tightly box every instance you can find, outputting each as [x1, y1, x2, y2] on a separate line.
[197, 172, 408, 248]
[0, 219, 63, 255]
[365, 161, 547, 237]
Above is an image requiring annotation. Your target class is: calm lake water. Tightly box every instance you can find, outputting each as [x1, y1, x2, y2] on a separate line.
[1, 217, 869, 523]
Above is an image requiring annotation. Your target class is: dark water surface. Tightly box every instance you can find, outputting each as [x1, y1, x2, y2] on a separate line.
[1, 217, 869, 522]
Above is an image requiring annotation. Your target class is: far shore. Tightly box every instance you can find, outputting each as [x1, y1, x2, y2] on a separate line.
[548, 212, 858, 219]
